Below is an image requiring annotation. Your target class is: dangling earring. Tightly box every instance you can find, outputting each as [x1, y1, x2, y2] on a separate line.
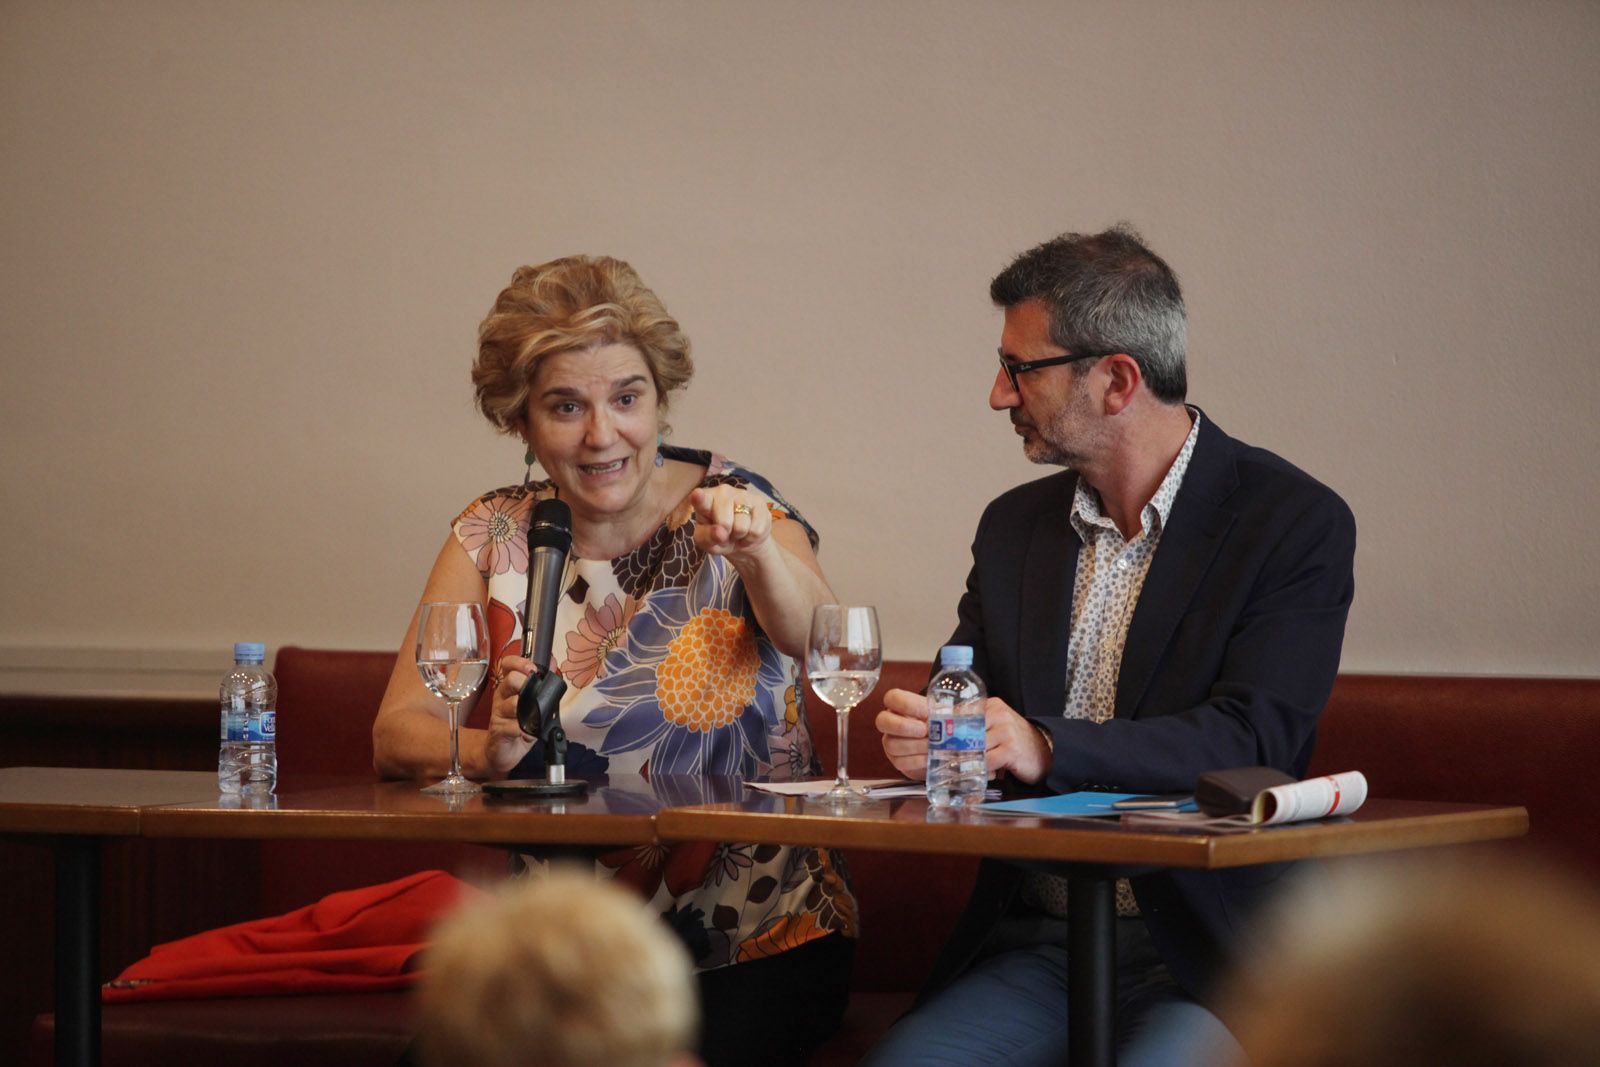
[523, 445, 538, 486]
[654, 432, 665, 468]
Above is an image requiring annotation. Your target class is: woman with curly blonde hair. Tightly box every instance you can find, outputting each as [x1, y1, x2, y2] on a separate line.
[375, 255, 855, 1065]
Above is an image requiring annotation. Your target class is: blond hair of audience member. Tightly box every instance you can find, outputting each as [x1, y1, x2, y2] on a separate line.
[1218, 854, 1600, 1067]
[417, 869, 700, 1067]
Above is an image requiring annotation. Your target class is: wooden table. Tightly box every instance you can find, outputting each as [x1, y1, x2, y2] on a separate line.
[0, 766, 668, 1067]
[0, 769, 225, 1067]
[139, 777, 665, 846]
[657, 791, 1530, 1067]
[2, 767, 1528, 1067]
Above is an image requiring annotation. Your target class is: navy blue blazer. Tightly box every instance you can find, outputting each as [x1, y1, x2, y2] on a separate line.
[934, 413, 1357, 1003]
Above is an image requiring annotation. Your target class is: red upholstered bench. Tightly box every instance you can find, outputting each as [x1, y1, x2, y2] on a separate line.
[29, 993, 416, 1067]
[1308, 672, 1600, 882]
[30, 654, 1598, 1067]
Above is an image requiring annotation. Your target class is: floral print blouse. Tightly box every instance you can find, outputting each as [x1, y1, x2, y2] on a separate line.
[452, 447, 856, 971]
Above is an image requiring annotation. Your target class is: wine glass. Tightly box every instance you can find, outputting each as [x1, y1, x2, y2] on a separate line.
[806, 605, 882, 802]
[415, 601, 490, 796]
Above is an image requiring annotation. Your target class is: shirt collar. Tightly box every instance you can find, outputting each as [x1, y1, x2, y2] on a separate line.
[1070, 406, 1202, 541]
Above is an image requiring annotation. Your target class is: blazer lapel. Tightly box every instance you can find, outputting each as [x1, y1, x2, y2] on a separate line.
[1117, 418, 1238, 716]
[1018, 474, 1079, 719]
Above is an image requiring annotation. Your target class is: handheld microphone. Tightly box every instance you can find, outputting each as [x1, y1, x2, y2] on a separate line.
[520, 497, 572, 675]
[485, 497, 588, 800]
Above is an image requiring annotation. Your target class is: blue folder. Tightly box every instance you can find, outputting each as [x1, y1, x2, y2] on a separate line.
[978, 791, 1199, 817]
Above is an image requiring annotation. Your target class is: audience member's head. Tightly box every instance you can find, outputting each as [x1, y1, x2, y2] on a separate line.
[1219, 852, 1600, 1067]
[417, 868, 700, 1067]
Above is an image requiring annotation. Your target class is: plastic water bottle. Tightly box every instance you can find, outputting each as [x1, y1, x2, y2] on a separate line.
[926, 644, 987, 808]
[219, 642, 277, 795]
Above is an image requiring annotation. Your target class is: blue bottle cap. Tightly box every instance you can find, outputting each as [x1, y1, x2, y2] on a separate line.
[938, 644, 974, 668]
[233, 642, 267, 663]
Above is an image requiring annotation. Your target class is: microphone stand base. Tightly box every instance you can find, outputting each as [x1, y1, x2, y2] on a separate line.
[482, 779, 589, 798]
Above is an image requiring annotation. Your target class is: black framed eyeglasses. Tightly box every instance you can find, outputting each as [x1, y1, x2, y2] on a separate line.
[996, 349, 1115, 391]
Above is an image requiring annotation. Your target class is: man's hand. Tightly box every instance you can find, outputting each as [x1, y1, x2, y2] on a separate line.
[983, 698, 1053, 785]
[875, 688, 932, 779]
[874, 688, 1054, 785]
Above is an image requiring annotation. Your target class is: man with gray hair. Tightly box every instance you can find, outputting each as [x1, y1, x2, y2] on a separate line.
[868, 225, 1357, 1065]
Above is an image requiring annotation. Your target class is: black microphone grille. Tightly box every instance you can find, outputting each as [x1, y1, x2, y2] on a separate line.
[529, 498, 573, 551]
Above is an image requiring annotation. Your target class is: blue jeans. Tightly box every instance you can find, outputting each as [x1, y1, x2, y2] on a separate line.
[860, 916, 1243, 1067]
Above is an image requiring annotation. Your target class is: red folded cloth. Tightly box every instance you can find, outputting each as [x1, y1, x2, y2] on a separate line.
[104, 869, 476, 1002]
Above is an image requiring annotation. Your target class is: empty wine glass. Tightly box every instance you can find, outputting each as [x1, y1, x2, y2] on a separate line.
[806, 605, 882, 802]
[415, 601, 490, 795]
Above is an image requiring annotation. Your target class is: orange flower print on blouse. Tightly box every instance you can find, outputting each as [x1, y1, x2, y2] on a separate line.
[486, 597, 523, 666]
[657, 608, 761, 732]
[735, 911, 826, 962]
[581, 555, 788, 776]
[782, 683, 800, 731]
[559, 593, 641, 689]
[456, 492, 532, 576]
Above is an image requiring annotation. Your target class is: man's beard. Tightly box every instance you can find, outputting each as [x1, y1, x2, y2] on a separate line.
[1016, 390, 1095, 468]
[1020, 424, 1084, 467]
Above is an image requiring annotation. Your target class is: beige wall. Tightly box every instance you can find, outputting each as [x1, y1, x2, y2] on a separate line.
[3, 0, 1597, 695]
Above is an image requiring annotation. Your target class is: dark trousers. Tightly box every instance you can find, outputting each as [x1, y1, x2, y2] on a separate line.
[697, 932, 855, 1067]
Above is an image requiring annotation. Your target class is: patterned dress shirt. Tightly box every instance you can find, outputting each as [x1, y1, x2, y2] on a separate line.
[1024, 408, 1201, 918]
